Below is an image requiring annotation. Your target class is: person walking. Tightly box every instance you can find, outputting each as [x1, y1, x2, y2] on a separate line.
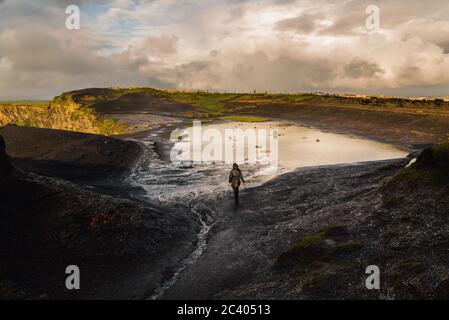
[229, 163, 245, 204]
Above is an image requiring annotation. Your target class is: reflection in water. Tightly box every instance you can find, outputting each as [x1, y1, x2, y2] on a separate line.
[171, 121, 408, 173]
[274, 123, 407, 171]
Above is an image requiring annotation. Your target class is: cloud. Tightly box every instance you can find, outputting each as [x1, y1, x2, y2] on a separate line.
[344, 59, 385, 79]
[275, 13, 324, 34]
[1, 0, 449, 99]
[136, 35, 178, 57]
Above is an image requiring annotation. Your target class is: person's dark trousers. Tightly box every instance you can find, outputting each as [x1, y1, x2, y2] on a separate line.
[232, 187, 239, 204]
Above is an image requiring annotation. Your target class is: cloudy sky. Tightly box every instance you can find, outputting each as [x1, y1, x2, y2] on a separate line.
[1, 0, 449, 99]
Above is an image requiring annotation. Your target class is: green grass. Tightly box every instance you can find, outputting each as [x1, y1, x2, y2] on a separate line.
[221, 115, 269, 122]
[82, 89, 243, 116]
[57, 89, 315, 119]
[385, 102, 398, 108]
[227, 93, 314, 103]
[197, 94, 239, 112]
[289, 230, 328, 251]
[287, 225, 348, 251]
[275, 225, 362, 269]
[168, 92, 241, 114]
[110, 87, 164, 99]
[114, 87, 162, 95]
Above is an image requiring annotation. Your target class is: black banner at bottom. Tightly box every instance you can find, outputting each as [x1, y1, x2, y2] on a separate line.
[1, 300, 447, 319]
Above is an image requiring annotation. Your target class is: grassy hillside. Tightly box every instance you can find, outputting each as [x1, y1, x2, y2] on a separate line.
[0, 96, 126, 135]
[2, 87, 449, 137]
[58, 87, 449, 118]
[54, 87, 319, 118]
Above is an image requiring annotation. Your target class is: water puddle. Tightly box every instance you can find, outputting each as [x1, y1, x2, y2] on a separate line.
[172, 121, 408, 173]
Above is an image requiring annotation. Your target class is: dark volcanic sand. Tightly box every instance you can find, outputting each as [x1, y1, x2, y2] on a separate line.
[158, 159, 449, 300]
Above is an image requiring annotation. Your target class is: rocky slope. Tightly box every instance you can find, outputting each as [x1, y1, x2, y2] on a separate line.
[0, 125, 141, 183]
[0, 131, 198, 299]
[0, 98, 125, 136]
[160, 151, 449, 300]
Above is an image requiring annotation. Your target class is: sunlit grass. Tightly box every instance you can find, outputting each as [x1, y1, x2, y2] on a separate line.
[221, 115, 269, 122]
[168, 92, 241, 114]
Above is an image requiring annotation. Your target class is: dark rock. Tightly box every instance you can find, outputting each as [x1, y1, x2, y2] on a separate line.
[414, 147, 434, 169]
[0, 126, 141, 183]
[413, 144, 449, 170]
[0, 129, 197, 300]
[0, 135, 14, 174]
